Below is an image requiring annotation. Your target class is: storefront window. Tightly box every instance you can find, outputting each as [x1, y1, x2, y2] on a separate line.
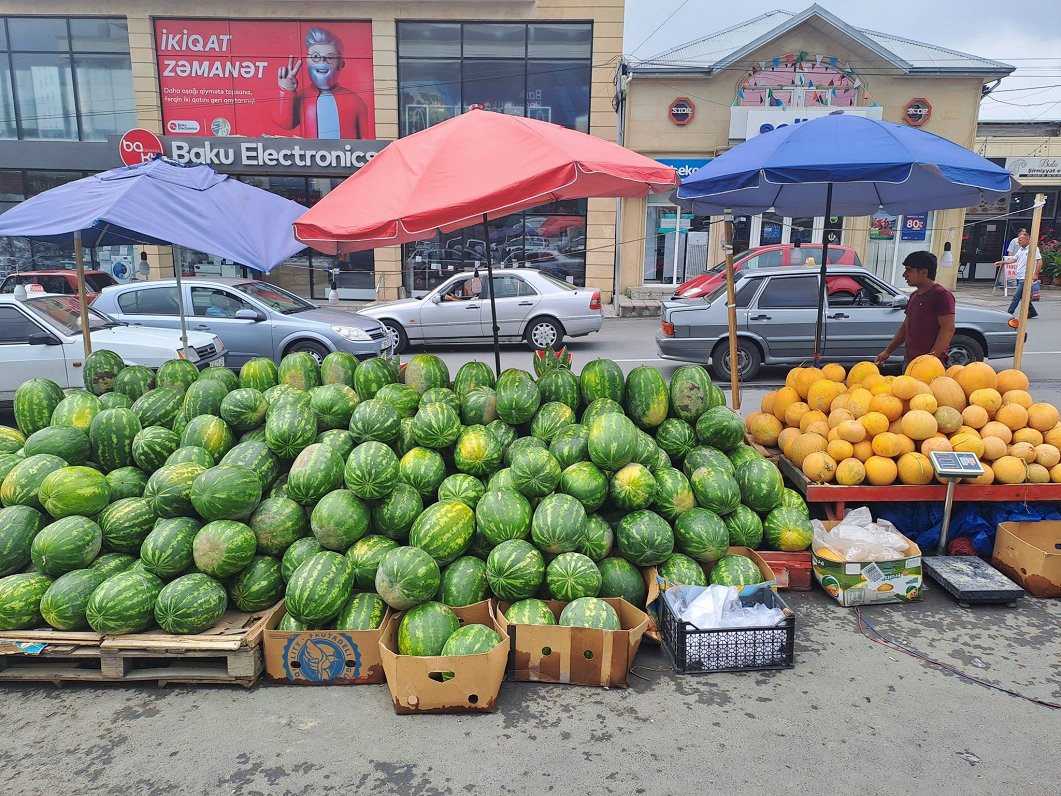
[399, 60, 461, 136]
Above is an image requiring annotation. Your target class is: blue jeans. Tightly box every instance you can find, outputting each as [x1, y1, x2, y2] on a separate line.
[1008, 279, 1038, 317]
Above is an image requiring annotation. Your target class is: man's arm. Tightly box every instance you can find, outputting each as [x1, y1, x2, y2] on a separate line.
[932, 314, 955, 359]
[876, 318, 908, 365]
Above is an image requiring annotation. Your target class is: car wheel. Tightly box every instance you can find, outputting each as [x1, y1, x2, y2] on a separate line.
[382, 320, 408, 354]
[525, 317, 564, 351]
[286, 339, 330, 365]
[947, 334, 985, 366]
[710, 338, 762, 381]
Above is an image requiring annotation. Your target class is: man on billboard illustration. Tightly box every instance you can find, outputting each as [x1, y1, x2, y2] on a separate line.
[274, 27, 369, 139]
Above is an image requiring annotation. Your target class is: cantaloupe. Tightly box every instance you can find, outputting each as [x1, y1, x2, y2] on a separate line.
[964, 463, 995, 485]
[868, 380, 894, 397]
[798, 409, 829, 433]
[802, 451, 837, 482]
[860, 411, 890, 436]
[945, 364, 964, 379]
[846, 361, 879, 387]
[1027, 403, 1060, 432]
[792, 366, 825, 399]
[760, 392, 777, 416]
[772, 386, 801, 423]
[831, 393, 852, 413]
[864, 456, 898, 486]
[1045, 423, 1061, 448]
[828, 408, 854, 429]
[1050, 463, 1061, 483]
[950, 432, 985, 458]
[852, 440, 874, 462]
[748, 413, 783, 447]
[846, 388, 874, 418]
[1001, 389, 1033, 409]
[995, 368, 1029, 394]
[1034, 444, 1061, 468]
[909, 393, 938, 413]
[995, 402, 1029, 432]
[1013, 427, 1043, 446]
[897, 452, 934, 485]
[778, 427, 802, 455]
[921, 436, 953, 456]
[784, 401, 812, 428]
[890, 375, 921, 401]
[788, 433, 829, 468]
[871, 432, 903, 458]
[835, 419, 867, 444]
[827, 439, 854, 462]
[896, 434, 916, 456]
[1008, 441, 1036, 464]
[1027, 463, 1051, 484]
[934, 406, 964, 434]
[930, 376, 967, 411]
[906, 354, 946, 384]
[992, 455, 1027, 484]
[969, 388, 1002, 414]
[979, 421, 1013, 444]
[807, 379, 845, 412]
[836, 458, 866, 486]
[821, 363, 846, 382]
[900, 410, 938, 441]
[961, 404, 989, 429]
[955, 361, 998, 396]
[981, 436, 1008, 461]
[869, 394, 903, 422]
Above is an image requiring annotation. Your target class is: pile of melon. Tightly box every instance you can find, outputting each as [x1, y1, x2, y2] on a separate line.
[745, 356, 1061, 486]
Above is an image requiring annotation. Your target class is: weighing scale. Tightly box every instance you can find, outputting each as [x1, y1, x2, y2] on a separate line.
[923, 451, 1025, 607]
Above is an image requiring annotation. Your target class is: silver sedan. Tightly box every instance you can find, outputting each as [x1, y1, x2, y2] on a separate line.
[657, 266, 1018, 380]
[360, 268, 604, 353]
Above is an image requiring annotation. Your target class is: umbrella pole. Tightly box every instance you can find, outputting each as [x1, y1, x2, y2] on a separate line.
[1014, 192, 1045, 369]
[483, 214, 501, 377]
[813, 183, 834, 365]
[73, 229, 92, 357]
[172, 255, 193, 360]
[722, 214, 741, 410]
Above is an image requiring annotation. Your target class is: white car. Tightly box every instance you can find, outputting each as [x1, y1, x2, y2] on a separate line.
[0, 294, 225, 401]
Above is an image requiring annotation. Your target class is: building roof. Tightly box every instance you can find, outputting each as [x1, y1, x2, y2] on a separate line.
[632, 4, 1014, 78]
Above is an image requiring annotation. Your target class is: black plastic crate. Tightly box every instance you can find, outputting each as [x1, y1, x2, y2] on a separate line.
[658, 586, 795, 674]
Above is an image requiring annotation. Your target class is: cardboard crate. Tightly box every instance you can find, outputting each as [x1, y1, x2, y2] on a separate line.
[496, 597, 649, 688]
[993, 521, 1061, 597]
[263, 603, 388, 685]
[812, 521, 923, 606]
[379, 600, 508, 714]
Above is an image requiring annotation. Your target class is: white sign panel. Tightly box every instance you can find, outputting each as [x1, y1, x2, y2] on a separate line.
[729, 106, 884, 140]
[1006, 157, 1061, 179]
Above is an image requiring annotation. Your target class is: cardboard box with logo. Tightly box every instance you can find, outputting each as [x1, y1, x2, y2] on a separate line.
[379, 600, 508, 714]
[993, 521, 1061, 597]
[812, 520, 923, 606]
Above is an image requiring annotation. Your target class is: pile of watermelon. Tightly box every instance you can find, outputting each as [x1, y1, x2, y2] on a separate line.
[0, 346, 812, 638]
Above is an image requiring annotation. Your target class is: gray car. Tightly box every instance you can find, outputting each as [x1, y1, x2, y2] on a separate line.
[359, 268, 604, 353]
[657, 266, 1018, 380]
[92, 277, 391, 368]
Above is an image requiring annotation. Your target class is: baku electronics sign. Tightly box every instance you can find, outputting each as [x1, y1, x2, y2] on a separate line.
[155, 19, 375, 140]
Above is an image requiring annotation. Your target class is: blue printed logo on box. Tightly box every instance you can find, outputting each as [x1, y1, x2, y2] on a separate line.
[282, 633, 361, 682]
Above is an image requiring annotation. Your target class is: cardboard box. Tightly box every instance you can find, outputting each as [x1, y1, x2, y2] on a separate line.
[496, 597, 649, 688]
[993, 521, 1061, 597]
[263, 602, 388, 685]
[812, 521, 923, 606]
[378, 600, 508, 714]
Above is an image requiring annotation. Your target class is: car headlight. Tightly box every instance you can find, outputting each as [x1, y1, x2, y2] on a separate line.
[331, 325, 371, 342]
[214, 337, 224, 352]
[680, 288, 701, 297]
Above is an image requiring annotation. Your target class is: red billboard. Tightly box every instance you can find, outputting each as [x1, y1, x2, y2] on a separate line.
[155, 19, 374, 139]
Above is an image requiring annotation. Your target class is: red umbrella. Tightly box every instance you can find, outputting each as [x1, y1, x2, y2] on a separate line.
[294, 108, 677, 373]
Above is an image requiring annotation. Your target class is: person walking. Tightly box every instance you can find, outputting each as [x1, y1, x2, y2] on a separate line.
[875, 251, 955, 366]
[996, 229, 1041, 326]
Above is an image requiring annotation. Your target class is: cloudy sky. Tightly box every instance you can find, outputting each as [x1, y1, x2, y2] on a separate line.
[624, 0, 1061, 121]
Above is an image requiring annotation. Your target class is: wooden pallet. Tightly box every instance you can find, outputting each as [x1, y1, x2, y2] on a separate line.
[0, 605, 278, 688]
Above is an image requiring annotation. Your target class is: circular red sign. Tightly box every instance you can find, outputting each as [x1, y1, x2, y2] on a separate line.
[118, 129, 164, 166]
[669, 98, 695, 126]
[902, 98, 932, 127]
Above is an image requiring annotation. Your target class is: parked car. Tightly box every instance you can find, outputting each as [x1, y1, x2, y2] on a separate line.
[359, 268, 603, 353]
[500, 249, 584, 282]
[91, 277, 391, 368]
[672, 243, 862, 299]
[657, 266, 1017, 380]
[0, 270, 118, 299]
[0, 294, 225, 401]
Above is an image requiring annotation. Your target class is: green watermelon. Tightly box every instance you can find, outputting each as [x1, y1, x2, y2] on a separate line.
[453, 361, 495, 398]
[198, 366, 239, 393]
[280, 537, 324, 582]
[310, 489, 370, 552]
[248, 496, 308, 556]
[112, 365, 155, 401]
[580, 397, 624, 426]
[495, 369, 541, 425]
[83, 349, 125, 395]
[220, 440, 281, 491]
[0, 454, 23, 484]
[673, 507, 729, 563]
[623, 366, 669, 429]
[263, 383, 301, 409]
[316, 429, 356, 461]
[51, 392, 103, 433]
[285, 444, 344, 506]
[375, 546, 441, 611]
[23, 426, 91, 466]
[0, 505, 44, 576]
[14, 378, 65, 436]
[504, 436, 547, 468]
[181, 414, 234, 462]
[308, 384, 359, 431]
[166, 446, 215, 469]
[531, 493, 586, 555]
[409, 500, 474, 566]
[546, 552, 602, 601]
[239, 357, 279, 391]
[183, 378, 230, 418]
[131, 387, 185, 429]
[510, 446, 562, 498]
[485, 468, 519, 492]
[170, 408, 191, 438]
[690, 466, 741, 516]
[439, 623, 501, 657]
[285, 550, 353, 623]
[348, 398, 401, 444]
[318, 351, 358, 388]
[140, 517, 201, 579]
[409, 402, 460, 449]
[460, 386, 497, 426]
[655, 418, 697, 462]
[278, 613, 321, 631]
[90, 551, 137, 579]
[485, 539, 545, 601]
[736, 458, 785, 514]
[724, 504, 764, 548]
[420, 386, 459, 414]
[549, 424, 589, 469]
[131, 426, 181, 473]
[762, 507, 814, 552]
[219, 388, 268, 433]
[30, 516, 102, 577]
[345, 535, 399, 590]
[609, 463, 657, 512]
[616, 509, 673, 566]
[452, 425, 503, 478]
[437, 473, 485, 508]
[710, 554, 764, 587]
[779, 487, 809, 514]
[265, 401, 317, 459]
[105, 466, 148, 500]
[37, 466, 110, 518]
[190, 464, 262, 521]
[530, 402, 576, 443]
[353, 356, 396, 400]
[155, 359, 199, 392]
[371, 483, 423, 541]
[587, 412, 638, 472]
[394, 417, 416, 457]
[683, 446, 735, 479]
[397, 601, 459, 656]
[192, 520, 257, 578]
[504, 598, 556, 625]
[669, 365, 715, 424]
[0, 572, 54, 630]
[403, 354, 450, 396]
[334, 591, 386, 631]
[344, 440, 400, 500]
[579, 359, 624, 405]
[229, 555, 283, 611]
[559, 597, 620, 630]
[154, 572, 228, 634]
[578, 514, 614, 562]
[439, 556, 489, 607]
[631, 429, 660, 468]
[486, 419, 517, 450]
[651, 467, 696, 522]
[475, 489, 532, 546]
[537, 368, 581, 412]
[85, 569, 164, 634]
[39, 568, 107, 630]
[87, 408, 142, 472]
[278, 351, 321, 391]
[96, 496, 156, 553]
[557, 461, 608, 513]
[695, 406, 745, 451]
[598, 557, 647, 607]
[99, 392, 133, 410]
[658, 553, 707, 586]
[399, 446, 447, 500]
[728, 444, 762, 470]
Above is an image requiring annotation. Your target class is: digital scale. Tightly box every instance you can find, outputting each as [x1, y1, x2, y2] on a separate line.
[923, 451, 1024, 607]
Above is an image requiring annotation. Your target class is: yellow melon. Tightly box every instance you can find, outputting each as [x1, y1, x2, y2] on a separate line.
[821, 363, 846, 382]
[788, 433, 829, 468]
[890, 375, 920, 401]
[761, 391, 777, 416]
[921, 436, 953, 456]
[792, 366, 825, 399]
[846, 361, 879, 387]
[778, 427, 802, 455]
[748, 413, 783, 447]
[930, 376, 967, 411]
[950, 432, 985, 458]
[1027, 463, 1051, 484]
[807, 379, 845, 412]
[909, 393, 938, 413]
[1001, 389, 1033, 409]
[900, 410, 938, 441]
[1027, 403, 1061, 432]
[852, 440, 874, 462]
[897, 452, 934, 485]
[961, 404, 989, 429]
[933, 406, 964, 434]
[846, 388, 874, 418]
[995, 402, 1029, 432]
[784, 401, 812, 429]
[869, 394, 903, 422]
[1050, 463, 1061, 483]
[871, 432, 903, 458]
[1034, 444, 1061, 468]
[828, 408, 854, 429]
[896, 434, 916, 456]
[979, 421, 1013, 444]
[868, 380, 894, 397]
[945, 363, 964, 379]
[827, 427, 840, 442]
[964, 463, 995, 485]
[836, 419, 867, 444]
[1045, 423, 1061, 448]
[1008, 441, 1036, 464]
[981, 435, 1008, 461]
[804, 420, 831, 439]
[864, 456, 898, 486]
[995, 368, 1030, 394]
[955, 361, 997, 397]
[1013, 427, 1043, 446]
[862, 373, 887, 391]
[957, 425, 980, 437]
[860, 411, 890, 437]
[771, 386, 802, 423]
[835, 457, 866, 486]
[827, 439, 854, 462]
[831, 393, 852, 413]
[969, 388, 1002, 414]
[906, 354, 946, 384]
[802, 451, 837, 483]
[887, 418, 904, 435]
[993, 455, 1027, 484]
[798, 409, 828, 433]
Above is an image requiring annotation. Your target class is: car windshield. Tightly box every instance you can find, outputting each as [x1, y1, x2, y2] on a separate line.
[85, 273, 118, 292]
[234, 281, 313, 314]
[703, 273, 745, 304]
[21, 294, 117, 334]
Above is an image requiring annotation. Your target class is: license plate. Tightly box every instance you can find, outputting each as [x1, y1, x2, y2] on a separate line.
[209, 357, 226, 367]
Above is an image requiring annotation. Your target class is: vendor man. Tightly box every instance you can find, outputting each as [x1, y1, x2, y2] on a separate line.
[875, 250, 955, 366]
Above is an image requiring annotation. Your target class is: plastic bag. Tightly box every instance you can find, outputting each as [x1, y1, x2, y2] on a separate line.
[811, 506, 909, 561]
[666, 585, 785, 630]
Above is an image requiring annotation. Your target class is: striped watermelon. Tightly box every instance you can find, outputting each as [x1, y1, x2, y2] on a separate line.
[504, 598, 556, 625]
[710, 554, 764, 587]
[97, 496, 156, 553]
[453, 360, 494, 398]
[309, 384, 360, 431]
[99, 392, 133, 410]
[85, 569, 164, 634]
[278, 613, 320, 631]
[580, 397, 624, 426]
[343, 440, 399, 499]
[549, 424, 589, 470]
[181, 414, 234, 462]
[263, 383, 299, 408]
[192, 520, 257, 578]
[485, 539, 545, 601]
[265, 401, 317, 460]
[14, 378, 64, 436]
[403, 354, 450, 396]
[376, 383, 420, 419]
[240, 357, 280, 391]
[375, 546, 440, 611]
[453, 425, 503, 478]
[652, 467, 696, 521]
[485, 468, 519, 492]
[334, 592, 386, 631]
[316, 429, 356, 460]
[690, 466, 741, 516]
[51, 392, 103, 433]
[154, 573, 229, 634]
[348, 398, 401, 444]
[579, 514, 614, 562]
[30, 516, 102, 576]
[143, 461, 208, 518]
[615, 509, 674, 566]
[353, 356, 396, 400]
[219, 388, 268, 432]
[394, 417, 416, 457]
[19, 412, 75, 454]
[736, 458, 785, 514]
[105, 466, 148, 499]
[440, 623, 501, 657]
[669, 365, 715, 424]
[495, 369, 541, 425]
[83, 349, 125, 395]
[658, 553, 708, 586]
[156, 358, 200, 391]
[0, 572, 54, 630]
[36, 465, 109, 519]
[559, 597, 620, 630]
[140, 517, 201, 579]
[190, 464, 263, 521]
[280, 537, 324, 582]
[460, 387, 497, 426]
[346, 535, 400, 590]
[1, 454, 66, 510]
[728, 444, 761, 470]
[631, 429, 660, 469]
[510, 446, 562, 498]
[0, 505, 44, 576]
[409, 500, 474, 566]
[131, 426, 181, 473]
[475, 489, 532, 546]
[279, 352, 321, 391]
[0, 454, 22, 483]
[419, 387, 459, 414]
[112, 365, 156, 401]
[439, 556, 489, 607]
[504, 436, 547, 468]
[558, 461, 609, 513]
[397, 601, 459, 656]
[531, 493, 586, 555]
[587, 413, 638, 472]
[131, 387, 185, 429]
[609, 463, 657, 512]
[310, 489, 370, 551]
[183, 378, 230, 418]
[285, 444, 344, 506]
[579, 359, 625, 405]
[39, 568, 107, 630]
[399, 446, 448, 500]
[762, 507, 814, 552]
[171, 408, 191, 438]
[673, 507, 729, 563]
[546, 552, 602, 601]
[198, 366, 239, 392]
[371, 483, 423, 541]
[724, 505, 764, 548]
[537, 368, 581, 412]
[285, 550, 353, 623]
[655, 418, 697, 462]
[90, 552, 137, 579]
[320, 351, 358, 388]
[683, 446, 735, 479]
[623, 367, 669, 430]
[695, 406, 745, 451]
[530, 402, 576, 443]
[221, 440, 281, 491]
[229, 555, 283, 611]
[437, 473, 486, 509]
[88, 408, 142, 473]
[598, 557, 647, 607]
[248, 496, 308, 556]
[410, 402, 461, 449]
[166, 446, 215, 469]
[486, 419, 517, 450]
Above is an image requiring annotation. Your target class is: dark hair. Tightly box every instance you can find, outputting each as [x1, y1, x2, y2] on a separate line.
[903, 250, 937, 279]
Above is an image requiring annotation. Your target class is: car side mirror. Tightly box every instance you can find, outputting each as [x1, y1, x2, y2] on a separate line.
[28, 332, 60, 346]
[234, 308, 262, 321]
[890, 295, 909, 308]
[430, 294, 441, 304]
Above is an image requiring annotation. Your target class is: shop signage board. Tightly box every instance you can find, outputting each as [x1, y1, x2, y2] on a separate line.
[730, 105, 883, 140]
[902, 98, 932, 127]
[901, 213, 928, 241]
[118, 129, 165, 166]
[1006, 157, 1061, 179]
[668, 97, 695, 125]
[655, 158, 711, 179]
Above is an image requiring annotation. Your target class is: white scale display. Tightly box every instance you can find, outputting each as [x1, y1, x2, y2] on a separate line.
[928, 451, 985, 480]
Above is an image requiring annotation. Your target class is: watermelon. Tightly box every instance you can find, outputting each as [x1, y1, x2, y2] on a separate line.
[409, 500, 474, 566]
[531, 493, 586, 555]
[85, 569, 164, 634]
[397, 601, 459, 656]
[90, 551, 137, 579]
[219, 440, 280, 491]
[394, 417, 416, 457]
[375, 546, 441, 611]
[263, 383, 301, 409]
[631, 429, 660, 468]
[39, 568, 107, 630]
[23, 426, 91, 466]
[229, 555, 283, 611]
[36, 466, 110, 519]
[352, 356, 395, 400]
[580, 397, 624, 426]
[308, 385, 358, 431]
[30, 516, 102, 577]
[504, 436, 547, 468]
[546, 552, 602, 601]
[485, 468, 519, 492]
[246, 496, 306, 556]
[655, 418, 697, 462]
[598, 557, 647, 607]
[278, 613, 321, 631]
[439, 556, 489, 607]
[673, 507, 729, 563]
[460, 386, 497, 426]
[453, 425, 503, 478]
[334, 592, 386, 631]
[316, 429, 356, 461]
[240, 357, 279, 391]
[166, 446, 215, 469]
[495, 369, 541, 425]
[285, 549, 354, 623]
[623, 366, 669, 429]
[181, 414, 234, 462]
[51, 392, 102, 433]
[485, 539, 545, 601]
[762, 507, 814, 552]
[95, 496, 155, 554]
[87, 408, 142, 473]
[140, 517, 201, 579]
[131, 426, 181, 473]
[690, 466, 741, 516]
[710, 554, 764, 587]
[437, 473, 485, 508]
[683, 446, 735, 479]
[219, 388, 268, 433]
[317, 351, 357, 388]
[652, 467, 696, 521]
[265, 401, 317, 459]
[157, 359, 201, 392]
[410, 402, 461, 449]
[616, 509, 674, 566]
[695, 406, 745, 451]
[579, 359, 625, 405]
[0, 572, 54, 630]
[486, 419, 517, 450]
[190, 464, 262, 521]
[587, 413, 639, 472]
[557, 461, 608, 513]
[278, 351, 321, 391]
[510, 446, 562, 498]
[504, 598, 556, 625]
[475, 489, 532, 546]
[112, 365, 155, 401]
[285, 444, 344, 507]
[348, 399, 401, 444]
[0, 454, 22, 484]
[131, 387, 185, 430]
[779, 487, 810, 515]
[549, 424, 589, 469]
[280, 537, 324, 582]
[99, 392, 133, 410]
[183, 378, 230, 418]
[0, 426, 25, 455]
[609, 463, 657, 512]
[537, 368, 581, 412]
[198, 366, 239, 392]
[14, 378, 65, 436]
[192, 520, 257, 578]
[399, 446, 447, 500]
[440, 623, 501, 657]
[728, 444, 762, 470]
[171, 408, 191, 438]
[669, 365, 715, 424]
[344, 535, 398, 591]
[83, 349, 125, 395]
[371, 483, 423, 541]
[421, 388, 460, 416]
[530, 402, 576, 443]
[453, 361, 494, 398]
[344, 440, 400, 500]
[310, 489, 370, 552]
[403, 354, 450, 396]
[658, 553, 707, 586]
[724, 505, 764, 548]
[735, 459, 785, 514]
[559, 597, 620, 630]
[578, 514, 614, 562]
[0, 505, 44, 576]
[154, 572, 229, 634]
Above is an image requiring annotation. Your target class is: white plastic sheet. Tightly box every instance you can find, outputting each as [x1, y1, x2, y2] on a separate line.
[666, 585, 786, 630]
[811, 506, 908, 561]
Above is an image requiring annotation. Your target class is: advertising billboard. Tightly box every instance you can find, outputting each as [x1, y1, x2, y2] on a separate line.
[155, 19, 374, 140]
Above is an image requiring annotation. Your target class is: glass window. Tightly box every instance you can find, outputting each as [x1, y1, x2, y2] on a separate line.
[23, 294, 110, 333]
[73, 54, 135, 140]
[397, 23, 460, 58]
[12, 52, 77, 140]
[745, 250, 783, 269]
[191, 287, 250, 317]
[736, 278, 759, 308]
[84, 273, 116, 292]
[527, 60, 590, 132]
[234, 281, 313, 314]
[25, 170, 80, 197]
[488, 275, 523, 299]
[827, 274, 892, 308]
[69, 18, 129, 53]
[398, 60, 461, 137]
[528, 24, 592, 59]
[462, 60, 524, 116]
[758, 275, 818, 308]
[463, 24, 525, 58]
[0, 60, 15, 139]
[0, 170, 23, 201]
[0, 305, 34, 343]
[7, 18, 69, 52]
[117, 286, 180, 315]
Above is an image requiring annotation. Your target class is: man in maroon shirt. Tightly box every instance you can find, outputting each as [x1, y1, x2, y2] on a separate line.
[875, 251, 955, 366]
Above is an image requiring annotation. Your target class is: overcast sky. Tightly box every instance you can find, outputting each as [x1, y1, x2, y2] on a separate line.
[624, 0, 1061, 121]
